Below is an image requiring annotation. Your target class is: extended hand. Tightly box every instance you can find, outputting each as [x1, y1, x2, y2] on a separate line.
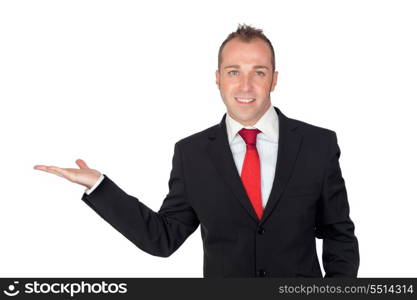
[34, 159, 101, 189]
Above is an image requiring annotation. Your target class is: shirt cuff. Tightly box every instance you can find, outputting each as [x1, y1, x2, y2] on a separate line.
[85, 173, 105, 195]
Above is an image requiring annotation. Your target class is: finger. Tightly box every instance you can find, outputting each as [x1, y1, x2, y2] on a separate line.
[76, 159, 89, 169]
[34, 165, 61, 177]
[46, 166, 71, 179]
[34, 165, 48, 171]
[35, 165, 65, 178]
[46, 169, 65, 178]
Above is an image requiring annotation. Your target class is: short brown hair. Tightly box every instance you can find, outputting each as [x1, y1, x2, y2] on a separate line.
[218, 24, 276, 71]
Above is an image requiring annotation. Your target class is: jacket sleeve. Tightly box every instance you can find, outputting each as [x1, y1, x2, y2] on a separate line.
[81, 142, 200, 257]
[315, 131, 360, 277]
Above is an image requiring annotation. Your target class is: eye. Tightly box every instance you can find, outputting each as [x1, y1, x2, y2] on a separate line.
[228, 70, 239, 76]
[256, 71, 265, 76]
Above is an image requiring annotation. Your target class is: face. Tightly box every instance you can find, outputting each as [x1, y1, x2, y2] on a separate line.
[216, 38, 278, 126]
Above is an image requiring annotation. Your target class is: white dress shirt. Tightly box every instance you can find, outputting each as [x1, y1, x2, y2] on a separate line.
[86, 104, 280, 208]
[225, 104, 279, 208]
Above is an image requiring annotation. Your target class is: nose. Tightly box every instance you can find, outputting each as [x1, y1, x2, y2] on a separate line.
[239, 74, 253, 93]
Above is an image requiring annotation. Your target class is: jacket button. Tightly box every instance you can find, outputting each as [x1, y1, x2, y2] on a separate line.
[258, 269, 267, 277]
[258, 227, 265, 235]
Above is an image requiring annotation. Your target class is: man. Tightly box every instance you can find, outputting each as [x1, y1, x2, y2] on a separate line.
[34, 24, 359, 277]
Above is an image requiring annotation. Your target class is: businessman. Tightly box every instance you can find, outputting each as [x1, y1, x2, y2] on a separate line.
[34, 24, 359, 277]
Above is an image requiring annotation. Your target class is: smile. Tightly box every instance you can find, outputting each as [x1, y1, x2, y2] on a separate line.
[235, 97, 256, 104]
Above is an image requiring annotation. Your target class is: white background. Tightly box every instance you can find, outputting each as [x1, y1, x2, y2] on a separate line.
[1, 0, 416, 277]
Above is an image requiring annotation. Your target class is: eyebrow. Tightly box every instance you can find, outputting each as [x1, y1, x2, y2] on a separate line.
[224, 65, 240, 69]
[254, 65, 269, 70]
[223, 65, 270, 70]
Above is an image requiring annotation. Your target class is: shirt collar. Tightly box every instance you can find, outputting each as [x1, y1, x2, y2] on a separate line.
[225, 104, 279, 144]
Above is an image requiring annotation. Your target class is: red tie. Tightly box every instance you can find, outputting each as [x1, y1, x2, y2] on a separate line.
[238, 128, 263, 220]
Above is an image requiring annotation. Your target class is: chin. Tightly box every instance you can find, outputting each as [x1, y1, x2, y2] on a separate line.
[235, 114, 257, 124]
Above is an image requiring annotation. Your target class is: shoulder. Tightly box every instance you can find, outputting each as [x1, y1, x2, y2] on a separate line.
[174, 123, 219, 149]
[287, 115, 335, 137]
[283, 114, 338, 151]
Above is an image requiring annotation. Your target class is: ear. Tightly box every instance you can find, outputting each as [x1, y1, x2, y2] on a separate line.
[215, 70, 220, 89]
[270, 71, 278, 92]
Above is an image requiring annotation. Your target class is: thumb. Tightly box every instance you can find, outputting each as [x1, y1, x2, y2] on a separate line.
[76, 159, 89, 169]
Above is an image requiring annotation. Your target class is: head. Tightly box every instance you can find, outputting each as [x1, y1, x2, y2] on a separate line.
[216, 24, 278, 126]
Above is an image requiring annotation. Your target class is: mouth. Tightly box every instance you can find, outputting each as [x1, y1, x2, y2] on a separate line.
[234, 97, 256, 104]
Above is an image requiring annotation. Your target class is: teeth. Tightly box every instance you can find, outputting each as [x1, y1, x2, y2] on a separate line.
[236, 97, 255, 103]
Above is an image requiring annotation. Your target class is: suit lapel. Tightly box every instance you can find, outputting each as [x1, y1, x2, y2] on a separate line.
[206, 106, 303, 224]
[206, 113, 260, 222]
[260, 107, 303, 225]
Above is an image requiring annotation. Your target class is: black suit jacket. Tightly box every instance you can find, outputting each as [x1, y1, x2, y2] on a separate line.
[82, 107, 359, 277]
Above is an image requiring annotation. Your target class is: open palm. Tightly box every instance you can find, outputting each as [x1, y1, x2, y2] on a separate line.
[34, 159, 101, 189]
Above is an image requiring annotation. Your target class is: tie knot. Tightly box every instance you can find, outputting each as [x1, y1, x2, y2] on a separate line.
[238, 128, 261, 147]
